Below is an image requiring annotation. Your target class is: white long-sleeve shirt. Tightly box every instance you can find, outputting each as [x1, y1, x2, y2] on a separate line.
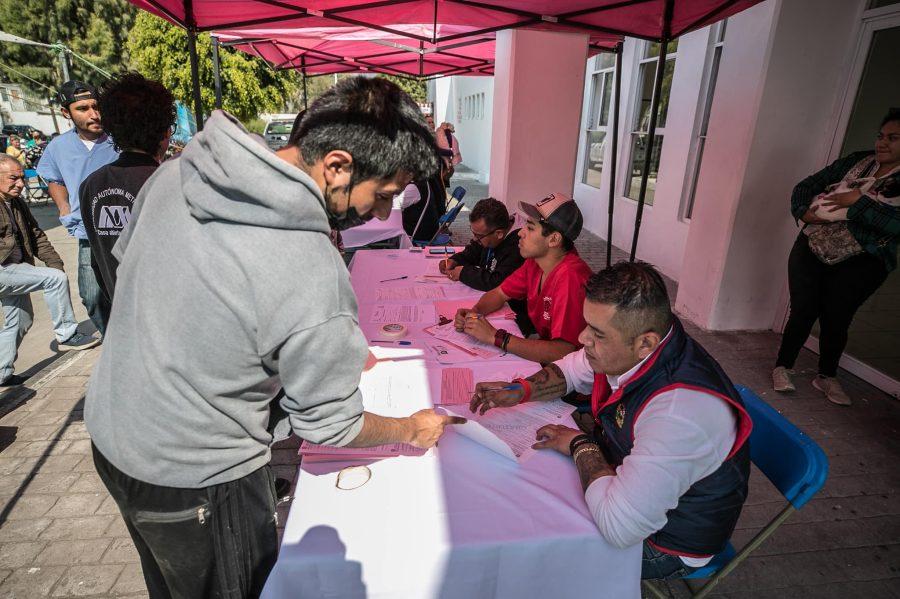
[555, 346, 737, 566]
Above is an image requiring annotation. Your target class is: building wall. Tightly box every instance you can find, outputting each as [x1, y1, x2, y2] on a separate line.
[572, 26, 724, 282]
[571, 0, 871, 331]
[0, 83, 68, 135]
[431, 76, 494, 183]
[6, 110, 67, 135]
[680, 0, 865, 331]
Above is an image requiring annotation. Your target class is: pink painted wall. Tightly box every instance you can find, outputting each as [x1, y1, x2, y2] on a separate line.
[676, 0, 862, 331]
[489, 29, 589, 210]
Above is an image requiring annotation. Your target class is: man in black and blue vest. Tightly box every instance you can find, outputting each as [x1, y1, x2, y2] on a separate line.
[470, 261, 752, 580]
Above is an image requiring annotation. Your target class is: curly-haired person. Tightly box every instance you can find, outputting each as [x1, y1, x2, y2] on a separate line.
[79, 72, 175, 313]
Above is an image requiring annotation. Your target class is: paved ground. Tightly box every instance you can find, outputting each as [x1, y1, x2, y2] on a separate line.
[0, 183, 896, 597]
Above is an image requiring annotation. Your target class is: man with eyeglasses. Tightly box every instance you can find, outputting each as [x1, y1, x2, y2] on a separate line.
[440, 198, 531, 333]
[37, 80, 119, 336]
[80, 73, 174, 309]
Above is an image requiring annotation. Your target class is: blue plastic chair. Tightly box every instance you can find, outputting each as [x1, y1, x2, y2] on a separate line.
[414, 186, 466, 247]
[644, 385, 829, 598]
[23, 168, 49, 202]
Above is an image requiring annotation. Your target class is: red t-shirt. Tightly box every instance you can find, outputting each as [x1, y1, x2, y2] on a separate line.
[500, 251, 592, 346]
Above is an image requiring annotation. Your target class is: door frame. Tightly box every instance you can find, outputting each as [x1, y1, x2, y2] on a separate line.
[778, 4, 900, 399]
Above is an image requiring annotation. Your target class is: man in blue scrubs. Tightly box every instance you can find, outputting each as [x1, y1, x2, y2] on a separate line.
[37, 81, 118, 335]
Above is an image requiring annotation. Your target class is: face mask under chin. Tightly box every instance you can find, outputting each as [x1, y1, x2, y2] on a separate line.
[325, 187, 371, 231]
[328, 206, 370, 231]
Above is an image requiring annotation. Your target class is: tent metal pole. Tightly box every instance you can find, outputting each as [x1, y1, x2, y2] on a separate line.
[301, 56, 308, 110]
[607, 42, 622, 268]
[184, 0, 204, 129]
[419, 41, 425, 77]
[211, 35, 223, 110]
[56, 42, 70, 81]
[629, 0, 673, 261]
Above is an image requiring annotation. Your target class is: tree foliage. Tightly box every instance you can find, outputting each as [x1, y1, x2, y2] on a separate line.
[0, 0, 135, 93]
[0, 2, 427, 122]
[378, 75, 427, 104]
[295, 73, 427, 110]
[127, 13, 297, 122]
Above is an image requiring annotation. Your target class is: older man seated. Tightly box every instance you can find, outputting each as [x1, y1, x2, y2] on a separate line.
[470, 261, 752, 580]
[454, 193, 591, 365]
[0, 155, 99, 385]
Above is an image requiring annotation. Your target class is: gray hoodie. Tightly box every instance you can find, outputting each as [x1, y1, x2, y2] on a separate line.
[85, 111, 368, 488]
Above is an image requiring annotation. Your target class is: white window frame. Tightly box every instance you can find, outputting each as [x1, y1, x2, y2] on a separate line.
[680, 19, 727, 221]
[580, 54, 617, 188]
[623, 40, 679, 205]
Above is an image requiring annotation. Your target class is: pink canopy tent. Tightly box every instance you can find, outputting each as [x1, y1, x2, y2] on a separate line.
[127, 0, 764, 262]
[131, 0, 760, 43]
[218, 28, 502, 79]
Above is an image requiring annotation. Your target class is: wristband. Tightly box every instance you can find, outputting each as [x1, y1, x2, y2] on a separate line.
[494, 328, 508, 349]
[512, 378, 531, 404]
[568, 433, 590, 456]
[573, 445, 601, 463]
[501, 332, 512, 352]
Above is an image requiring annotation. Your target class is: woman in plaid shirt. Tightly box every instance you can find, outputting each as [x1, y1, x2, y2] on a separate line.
[773, 109, 900, 405]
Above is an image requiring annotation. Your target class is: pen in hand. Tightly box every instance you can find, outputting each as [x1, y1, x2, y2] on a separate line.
[472, 384, 521, 393]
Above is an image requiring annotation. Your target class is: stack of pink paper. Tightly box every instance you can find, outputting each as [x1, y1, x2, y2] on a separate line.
[299, 440, 426, 462]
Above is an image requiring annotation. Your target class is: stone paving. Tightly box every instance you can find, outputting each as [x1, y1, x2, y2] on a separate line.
[0, 181, 896, 597]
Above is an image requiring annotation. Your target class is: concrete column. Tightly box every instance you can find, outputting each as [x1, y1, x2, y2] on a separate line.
[488, 29, 589, 210]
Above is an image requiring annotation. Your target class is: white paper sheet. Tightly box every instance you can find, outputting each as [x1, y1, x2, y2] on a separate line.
[368, 304, 432, 324]
[375, 286, 447, 301]
[424, 321, 504, 359]
[446, 400, 574, 462]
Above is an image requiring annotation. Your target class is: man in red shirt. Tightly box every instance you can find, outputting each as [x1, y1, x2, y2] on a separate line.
[455, 192, 592, 364]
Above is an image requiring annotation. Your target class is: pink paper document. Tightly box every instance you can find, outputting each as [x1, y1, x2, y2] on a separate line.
[439, 368, 474, 405]
[299, 440, 425, 462]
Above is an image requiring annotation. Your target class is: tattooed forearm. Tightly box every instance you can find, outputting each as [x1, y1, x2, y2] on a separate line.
[575, 448, 616, 492]
[526, 363, 569, 402]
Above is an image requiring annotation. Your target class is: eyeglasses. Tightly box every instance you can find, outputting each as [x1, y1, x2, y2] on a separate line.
[471, 227, 500, 241]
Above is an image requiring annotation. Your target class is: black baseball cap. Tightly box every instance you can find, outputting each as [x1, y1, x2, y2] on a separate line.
[519, 192, 584, 242]
[57, 80, 97, 109]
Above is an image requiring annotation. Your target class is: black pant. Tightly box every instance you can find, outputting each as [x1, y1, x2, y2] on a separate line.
[776, 235, 888, 377]
[93, 445, 278, 599]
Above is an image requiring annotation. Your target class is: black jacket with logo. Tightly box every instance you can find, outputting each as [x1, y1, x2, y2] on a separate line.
[452, 227, 523, 292]
[80, 152, 159, 302]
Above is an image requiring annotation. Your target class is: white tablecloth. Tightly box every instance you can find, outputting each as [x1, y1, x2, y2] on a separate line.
[341, 208, 412, 249]
[262, 249, 641, 599]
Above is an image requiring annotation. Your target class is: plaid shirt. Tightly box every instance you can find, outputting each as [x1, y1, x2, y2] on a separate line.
[791, 151, 900, 271]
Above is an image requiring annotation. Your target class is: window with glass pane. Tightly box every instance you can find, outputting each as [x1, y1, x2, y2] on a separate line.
[597, 52, 616, 70]
[626, 41, 677, 204]
[582, 63, 615, 188]
[685, 21, 726, 219]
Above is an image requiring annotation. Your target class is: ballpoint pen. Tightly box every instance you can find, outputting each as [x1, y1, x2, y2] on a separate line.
[379, 275, 408, 283]
[473, 384, 522, 393]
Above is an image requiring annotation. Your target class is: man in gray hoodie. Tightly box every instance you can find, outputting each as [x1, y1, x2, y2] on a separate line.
[85, 78, 464, 599]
